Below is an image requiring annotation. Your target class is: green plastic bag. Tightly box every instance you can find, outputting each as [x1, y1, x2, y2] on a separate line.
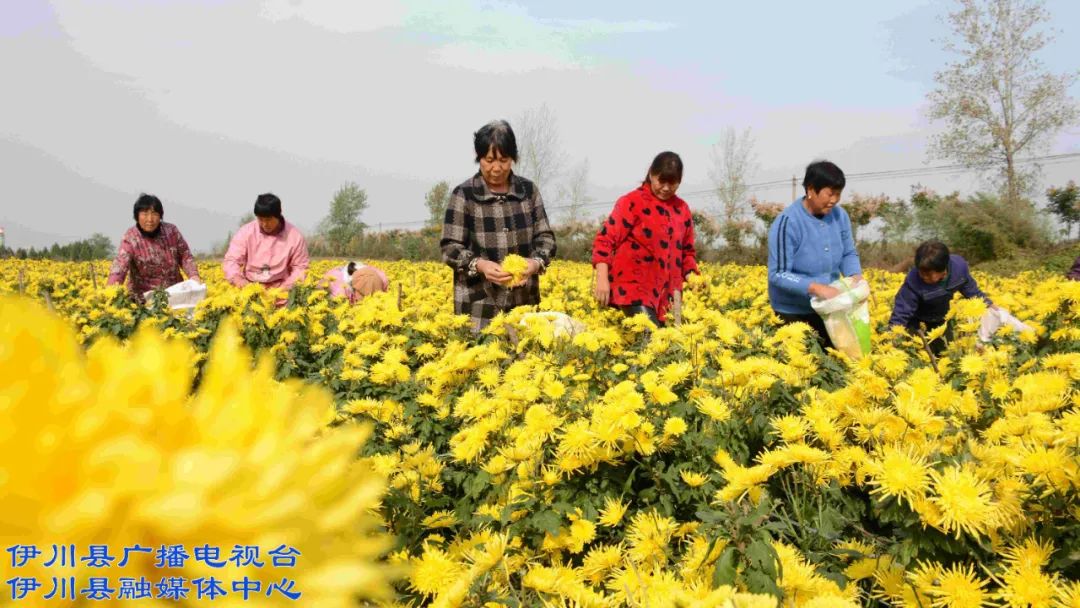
[810, 277, 872, 359]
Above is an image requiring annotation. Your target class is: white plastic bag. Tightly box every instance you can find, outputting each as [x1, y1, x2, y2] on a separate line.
[810, 278, 872, 359]
[144, 279, 207, 310]
[517, 311, 586, 339]
[977, 307, 1033, 343]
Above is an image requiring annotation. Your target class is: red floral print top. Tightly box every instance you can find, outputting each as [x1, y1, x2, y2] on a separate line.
[107, 222, 200, 301]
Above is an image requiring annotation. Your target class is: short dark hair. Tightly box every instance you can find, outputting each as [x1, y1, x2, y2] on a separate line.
[915, 240, 950, 272]
[803, 160, 846, 193]
[645, 151, 683, 184]
[473, 120, 518, 162]
[254, 193, 283, 218]
[133, 193, 164, 220]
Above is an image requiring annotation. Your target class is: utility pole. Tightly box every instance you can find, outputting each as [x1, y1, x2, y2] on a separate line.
[791, 175, 797, 202]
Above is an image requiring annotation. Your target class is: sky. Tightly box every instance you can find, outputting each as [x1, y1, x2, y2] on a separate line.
[2, 0, 1079, 251]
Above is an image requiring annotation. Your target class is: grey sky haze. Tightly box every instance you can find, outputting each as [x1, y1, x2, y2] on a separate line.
[2, 0, 1078, 251]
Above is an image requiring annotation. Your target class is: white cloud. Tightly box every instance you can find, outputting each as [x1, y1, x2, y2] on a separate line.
[254, 0, 672, 74]
[543, 18, 673, 36]
[430, 41, 577, 72]
[259, 0, 409, 33]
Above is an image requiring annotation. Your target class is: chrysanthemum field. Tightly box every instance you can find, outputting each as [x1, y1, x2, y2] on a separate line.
[2, 259, 1078, 607]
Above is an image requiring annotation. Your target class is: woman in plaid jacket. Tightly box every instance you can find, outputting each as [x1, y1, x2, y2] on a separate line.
[440, 120, 557, 332]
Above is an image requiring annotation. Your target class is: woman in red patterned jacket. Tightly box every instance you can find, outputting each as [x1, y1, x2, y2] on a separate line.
[592, 151, 698, 326]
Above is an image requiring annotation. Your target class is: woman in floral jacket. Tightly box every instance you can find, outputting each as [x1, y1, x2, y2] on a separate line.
[592, 151, 698, 326]
[107, 193, 200, 302]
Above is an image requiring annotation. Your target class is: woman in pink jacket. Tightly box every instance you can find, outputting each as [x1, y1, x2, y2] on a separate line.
[223, 193, 310, 290]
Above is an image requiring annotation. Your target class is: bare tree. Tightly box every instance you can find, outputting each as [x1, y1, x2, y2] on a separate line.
[514, 103, 564, 193]
[928, 0, 1078, 204]
[708, 127, 758, 248]
[558, 158, 593, 225]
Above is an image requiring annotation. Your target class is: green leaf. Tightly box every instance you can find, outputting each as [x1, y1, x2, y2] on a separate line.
[531, 510, 562, 535]
[744, 569, 781, 598]
[747, 539, 778, 578]
[712, 546, 737, 587]
[464, 471, 492, 499]
[551, 501, 575, 515]
[820, 570, 847, 590]
[695, 509, 722, 524]
[500, 496, 532, 529]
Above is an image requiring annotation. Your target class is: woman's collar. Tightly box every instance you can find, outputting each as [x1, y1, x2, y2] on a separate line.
[640, 183, 680, 205]
[136, 223, 163, 238]
[474, 172, 525, 201]
[796, 198, 828, 220]
[259, 217, 287, 236]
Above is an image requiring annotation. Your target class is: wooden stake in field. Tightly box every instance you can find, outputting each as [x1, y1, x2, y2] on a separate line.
[41, 290, 54, 312]
[917, 327, 940, 375]
[396, 282, 403, 312]
[18, 269, 25, 294]
[88, 262, 98, 289]
[672, 290, 683, 326]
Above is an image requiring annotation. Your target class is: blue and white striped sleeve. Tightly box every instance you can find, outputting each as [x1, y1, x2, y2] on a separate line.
[767, 214, 811, 296]
[838, 208, 862, 277]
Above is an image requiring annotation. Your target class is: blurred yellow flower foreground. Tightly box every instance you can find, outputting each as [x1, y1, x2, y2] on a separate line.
[0, 295, 393, 607]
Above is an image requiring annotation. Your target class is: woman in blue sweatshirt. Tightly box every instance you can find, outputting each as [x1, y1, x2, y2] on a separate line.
[767, 161, 865, 348]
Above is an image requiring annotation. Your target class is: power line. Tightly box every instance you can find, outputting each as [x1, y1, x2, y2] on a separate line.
[371, 152, 1080, 228]
[675, 152, 1080, 201]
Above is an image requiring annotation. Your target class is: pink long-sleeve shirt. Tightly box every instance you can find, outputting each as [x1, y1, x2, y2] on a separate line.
[223, 220, 310, 289]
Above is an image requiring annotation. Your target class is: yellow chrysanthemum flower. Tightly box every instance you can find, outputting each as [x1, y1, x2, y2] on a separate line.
[500, 254, 530, 286]
[867, 445, 933, 507]
[679, 470, 710, 488]
[625, 510, 678, 566]
[0, 296, 394, 607]
[422, 510, 460, 529]
[914, 561, 992, 608]
[580, 544, 623, 585]
[929, 465, 998, 538]
[598, 496, 629, 527]
[696, 395, 732, 422]
[410, 547, 464, 597]
[663, 416, 689, 437]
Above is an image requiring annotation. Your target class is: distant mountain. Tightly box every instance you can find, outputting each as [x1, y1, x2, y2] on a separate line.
[0, 138, 243, 253]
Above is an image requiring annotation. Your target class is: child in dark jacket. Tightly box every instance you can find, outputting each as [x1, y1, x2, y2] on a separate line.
[889, 240, 994, 353]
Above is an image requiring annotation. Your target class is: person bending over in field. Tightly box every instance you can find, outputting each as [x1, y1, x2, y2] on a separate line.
[107, 193, 200, 303]
[1068, 254, 1080, 281]
[223, 193, 310, 291]
[440, 119, 557, 332]
[767, 160, 865, 349]
[591, 151, 698, 327]
[888, 239, 995, 354]
[321, 261, 389, 303]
